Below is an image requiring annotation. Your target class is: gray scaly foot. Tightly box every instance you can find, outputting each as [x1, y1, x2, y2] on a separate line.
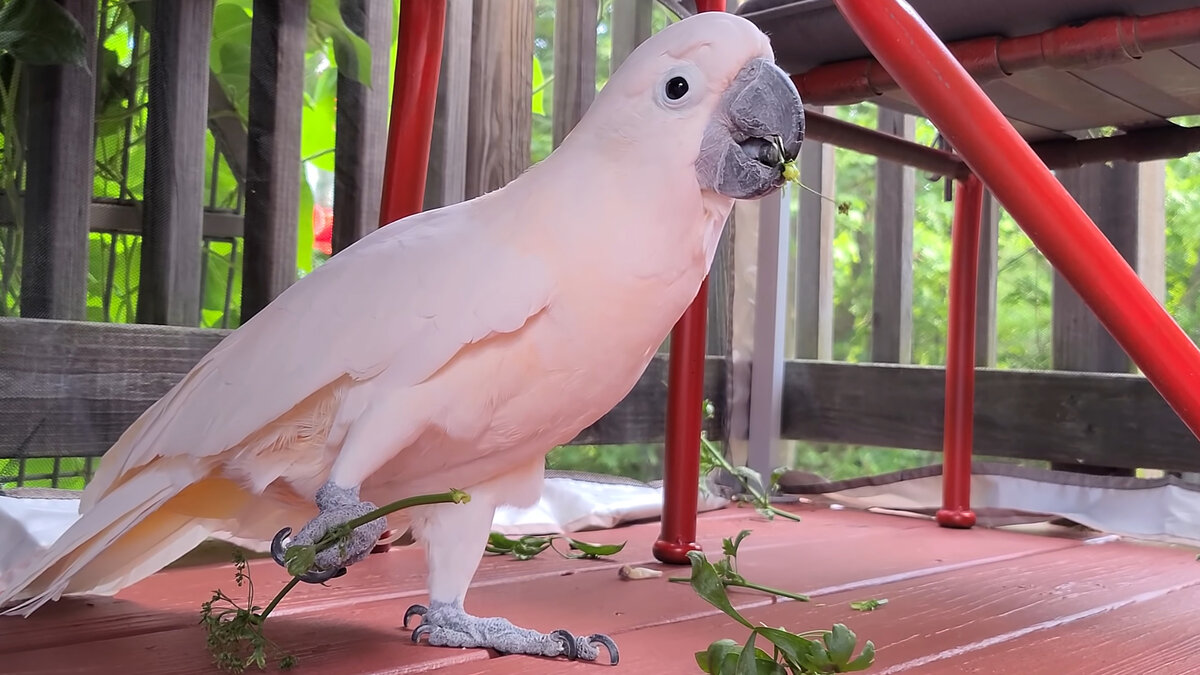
[270, 481, 388, 583]
[404, 601, 619, 665]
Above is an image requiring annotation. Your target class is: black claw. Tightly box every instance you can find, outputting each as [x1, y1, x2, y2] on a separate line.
[411, 623, 433, 643]
[270, 526, 347, 584]
[551, 629, 578, 660]
[588, 634, 620, 666]
[403, 604, 428, 629]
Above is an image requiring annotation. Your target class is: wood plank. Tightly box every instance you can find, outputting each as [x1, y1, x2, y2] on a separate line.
[19, 0, 97, 321]
[793, 112, 835, 360]
[610, 0, 653, 73]
[331, 0, 392, 251]
[871, 108, 914, 364]
[241, 0, 309, 319]
[424, 0, 472, 210]
[1137, 160, 1167, 304]
[926, 576, 1200, 674]
[137, 0, 214, 326]
[0, 201, 243, 241]
[975, 189, 999, 367]
[0, 317, 726, 457]
[464, 0, 535, 200]
[462, 539, 1199, 674]
[780, 359, 1200, 473]
[0, 505, 1075, 673]
[551, 0, 598, 149]
[746, 187, 791, 477]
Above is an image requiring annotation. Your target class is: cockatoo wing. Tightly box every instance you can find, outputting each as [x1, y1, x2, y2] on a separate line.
[84, 197, 553, 505]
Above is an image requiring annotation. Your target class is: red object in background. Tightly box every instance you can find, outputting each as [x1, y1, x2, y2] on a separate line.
[833, 0, 1200, 524]
[938, 175, 983, 529]
[378, 0, 447, 225]
[655, 0, 726, 565]
[312, 204, 333, 256]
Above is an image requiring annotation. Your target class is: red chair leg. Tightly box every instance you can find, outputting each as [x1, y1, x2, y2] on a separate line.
[654, 0, 726, 565]
[833, 0, 1200, 444]
[939, 174, 983, 529]
[379, 0, 447, 225]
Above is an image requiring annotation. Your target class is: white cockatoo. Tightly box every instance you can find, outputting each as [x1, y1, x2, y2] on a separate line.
[0, 10, 803, 664]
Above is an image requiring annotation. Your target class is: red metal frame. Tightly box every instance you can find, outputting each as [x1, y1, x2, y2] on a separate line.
[939, 174, 983, 529]
[797, 7, 1200, 107]
[834, 0, 1200, 526]
[654, 0, 726, 565]
[379, 0, 447, 225]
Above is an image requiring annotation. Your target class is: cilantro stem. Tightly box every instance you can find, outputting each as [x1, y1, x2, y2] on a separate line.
[726, 579, 809, 603]
[308, 489, 470, 553]
[258, 576, 300, 622]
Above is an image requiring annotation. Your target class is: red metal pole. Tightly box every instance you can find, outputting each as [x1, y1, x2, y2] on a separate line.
[378, 0, 447, 225]
[939, 174, 983, 529]
[654, 0, 725, 565]
[833, 0, 1200, 447]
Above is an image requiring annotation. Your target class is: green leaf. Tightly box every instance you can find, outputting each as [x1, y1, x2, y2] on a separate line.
[696, 639, 742, 674]
[756, 627, 819, 668]
[531, 55, 545, 115]
[823, 623, 857, 666]
[0, 0, 87, 66]
[843, 641, 876, 671]
[308, 0, 373, 85]
[735, 631, 759, 675]
[282, 544, 316, 578]
[296, 175, 315, 278]
[722, 530, 752, 558]
[686, 551, 753, 628]
[849, 598, 888, 612]
[560, 537, 626, 559]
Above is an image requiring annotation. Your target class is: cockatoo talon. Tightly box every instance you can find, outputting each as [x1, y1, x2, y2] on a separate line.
[411, 623, 434, 643]
[269, 526, 348, 584]
[587, 634, 620, 665]
[550, 629, 578, 660]
[403, 603, 428, 629]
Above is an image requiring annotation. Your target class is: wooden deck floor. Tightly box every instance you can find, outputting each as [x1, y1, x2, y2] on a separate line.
[4, 502, 1200, 674]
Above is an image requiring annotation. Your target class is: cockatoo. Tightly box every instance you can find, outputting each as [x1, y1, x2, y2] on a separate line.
[0, 10, 803, 665]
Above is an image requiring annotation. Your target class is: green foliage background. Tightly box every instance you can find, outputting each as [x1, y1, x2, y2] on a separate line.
[3, 0, 1200, 488]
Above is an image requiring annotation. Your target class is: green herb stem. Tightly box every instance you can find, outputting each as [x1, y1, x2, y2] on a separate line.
[726, 580, 810, 603]
[309, 489, 469, 552]
[258, 576, 300, 622]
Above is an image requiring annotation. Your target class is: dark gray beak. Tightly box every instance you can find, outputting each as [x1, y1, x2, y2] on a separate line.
[696, 57, 805, 200]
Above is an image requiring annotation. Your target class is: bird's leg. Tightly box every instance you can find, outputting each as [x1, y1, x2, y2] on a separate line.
[402, 498, 618, 664]
[270, 480, 388, 583]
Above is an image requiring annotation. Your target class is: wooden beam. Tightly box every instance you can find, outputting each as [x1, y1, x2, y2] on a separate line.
[138, 0, 214, 326]
[242, 0, 308, 319]
[0, 202, 241, 241]
[1137, 160, 1167, 305]
[780, 360, 1200, 474]
[332, 0, 392, 251]
[465, 0, 535, 199]
[747, 186, 792, 477]
[610, 0, 653, 73]
[552, 0, 598, 148]
[20, 0, 97, 321]
[793, 110, 835, 360]
[871, 108, 914, 364]
[0, 317, 726, 457]
[424, 0, 472, 210]
[975, 190, 999, 367]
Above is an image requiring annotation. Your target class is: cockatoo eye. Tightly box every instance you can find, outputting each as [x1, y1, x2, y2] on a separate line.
[665, 76, 689, 100]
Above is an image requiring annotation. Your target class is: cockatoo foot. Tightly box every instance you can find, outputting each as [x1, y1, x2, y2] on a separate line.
[404, 601, 619, 665]
[270, 481, 388, 583]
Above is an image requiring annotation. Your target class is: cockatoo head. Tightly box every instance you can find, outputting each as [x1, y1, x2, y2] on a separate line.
[579, 10, 804, 201]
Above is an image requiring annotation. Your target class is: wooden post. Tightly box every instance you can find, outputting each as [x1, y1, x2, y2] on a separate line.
[975, 190, 1000, 367]
[871, 108, 914, 364]
[610, 0, 653, 73]
[333, 0, 392, 249]
[552, 0, 597, 148]
[747, 186, 792, 478]
[138, 0, 214, 326]
[424, 0, 472, 210]
[464, 0, 535, 199]
[20, 0, 97, 321]
[794, 107, 835, 361]
[242, 0, 309, 319]
[1052, 160, 1157, 475]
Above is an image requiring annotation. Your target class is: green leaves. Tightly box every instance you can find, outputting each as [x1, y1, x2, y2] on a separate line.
[849, 598, 887, 612]
[308, 0, 373, 86]
[685, 550, 753, 629]
[485, 531, 628, 561]
[0, 0, 87, 67]
[698, 433, 801, 523]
